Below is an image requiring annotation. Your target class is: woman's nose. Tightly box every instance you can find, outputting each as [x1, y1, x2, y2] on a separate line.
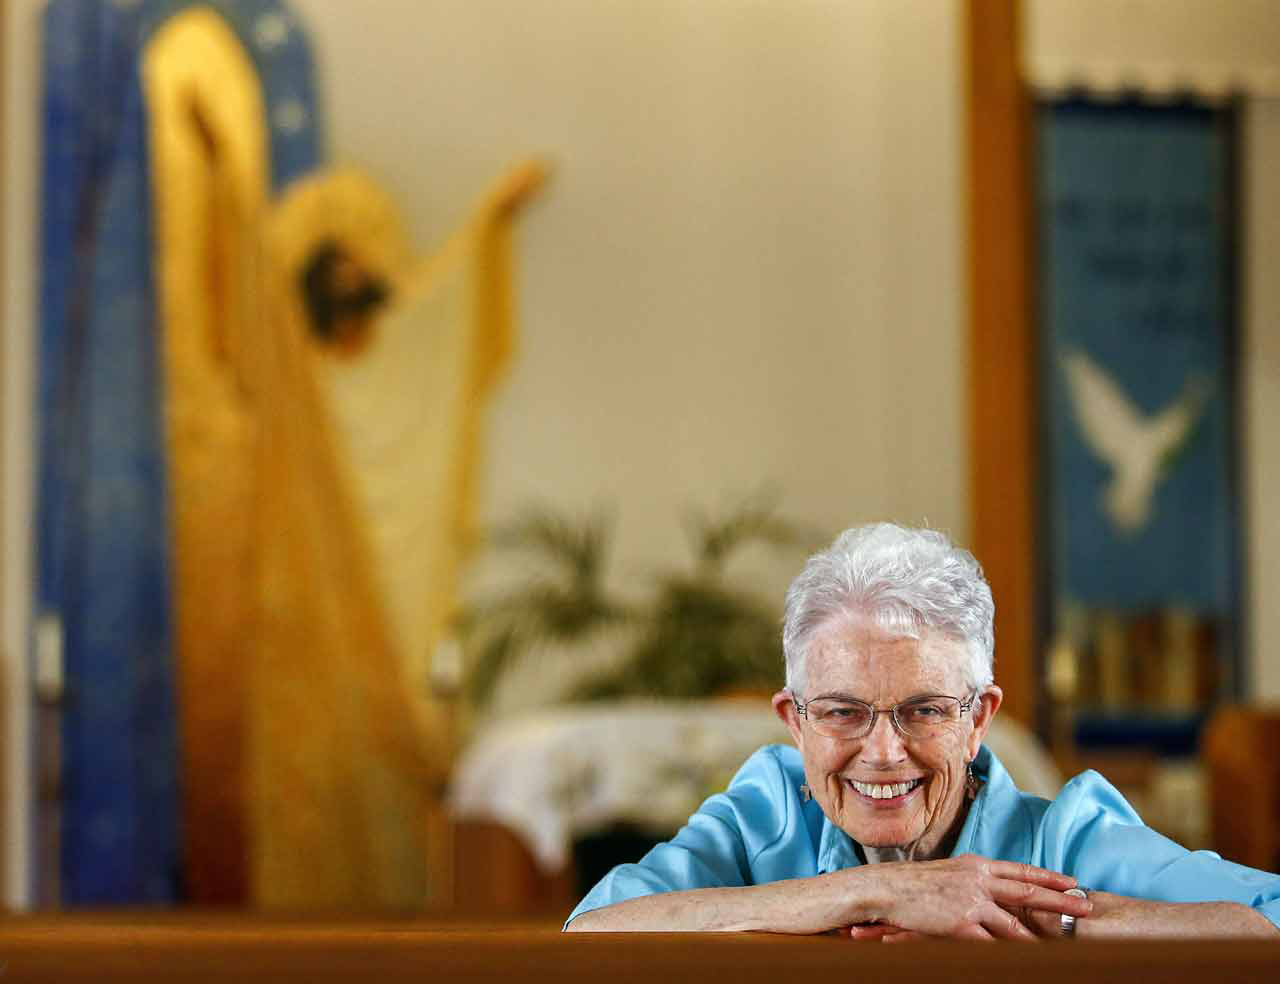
[860, 710, 908, 763]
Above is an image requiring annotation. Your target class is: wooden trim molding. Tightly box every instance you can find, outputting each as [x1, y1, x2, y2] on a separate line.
[965, 0, 1038, 727]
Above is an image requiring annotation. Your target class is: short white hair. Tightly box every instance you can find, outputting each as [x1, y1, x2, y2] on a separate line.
[782, 523, 994, 694]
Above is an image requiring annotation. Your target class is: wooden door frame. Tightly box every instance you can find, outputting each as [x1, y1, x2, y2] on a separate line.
[965, 0, 1039, 729]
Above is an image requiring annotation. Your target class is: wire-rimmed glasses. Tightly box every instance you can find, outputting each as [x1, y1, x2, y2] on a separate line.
[791, 691, 977, 741]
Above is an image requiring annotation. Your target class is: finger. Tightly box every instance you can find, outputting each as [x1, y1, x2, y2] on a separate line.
[985, 860, 1076, 890]
[881, 931, 927, 944]
[990, 880, 1093, 917]
[1020, 907, 1062, 938]
[955, 923, 997, 942]
[982, 903, 1039, 941]
[847, 924, 899, 941]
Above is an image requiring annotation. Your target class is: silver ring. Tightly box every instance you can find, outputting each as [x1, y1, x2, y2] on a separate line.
[1059, 887, 1089, 938]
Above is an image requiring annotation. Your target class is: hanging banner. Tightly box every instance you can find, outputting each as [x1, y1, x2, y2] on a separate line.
[1039, 101, 1238, 616]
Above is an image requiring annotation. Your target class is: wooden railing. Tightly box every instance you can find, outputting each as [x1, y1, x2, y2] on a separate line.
[0, 915, 1277, 982]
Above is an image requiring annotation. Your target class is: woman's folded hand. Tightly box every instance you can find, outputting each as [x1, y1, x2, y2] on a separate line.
[846, 854, 1092, 941]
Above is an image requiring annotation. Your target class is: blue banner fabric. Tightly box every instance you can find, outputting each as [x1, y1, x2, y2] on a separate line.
[1038, 101, 1237, 615]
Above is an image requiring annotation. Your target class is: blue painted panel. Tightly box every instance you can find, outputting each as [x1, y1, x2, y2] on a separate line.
[1039, 102, 1237, 615]
[38, 0, 322, 904]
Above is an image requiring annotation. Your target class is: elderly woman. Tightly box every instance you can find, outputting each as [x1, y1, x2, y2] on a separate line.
[564, 524, 1280, 938]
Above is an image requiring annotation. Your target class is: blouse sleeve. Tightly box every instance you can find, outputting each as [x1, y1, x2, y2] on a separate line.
[563, 745, 802, 927]
[1038, 769, 1280, 929]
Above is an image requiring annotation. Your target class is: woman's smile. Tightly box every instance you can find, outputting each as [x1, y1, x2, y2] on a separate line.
[846, 777, 925, 804]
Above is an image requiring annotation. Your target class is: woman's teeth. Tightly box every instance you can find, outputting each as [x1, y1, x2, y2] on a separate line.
[850, 778, 922, 800]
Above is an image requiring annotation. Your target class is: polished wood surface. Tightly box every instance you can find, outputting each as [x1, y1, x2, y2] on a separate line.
[1204, 706, 1280, 872]
[449, 819, 577, 913]
[445, 818, 576, 911]
[965, 0, 1039, 727]
[0, 915, 1276, 982]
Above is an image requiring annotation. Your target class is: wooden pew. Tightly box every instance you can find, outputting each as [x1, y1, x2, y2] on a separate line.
[0, 915, 1277, 982]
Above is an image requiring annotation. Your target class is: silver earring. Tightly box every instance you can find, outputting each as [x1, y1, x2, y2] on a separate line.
[800, 783, 812, 802]
[965, 763, 979, 800]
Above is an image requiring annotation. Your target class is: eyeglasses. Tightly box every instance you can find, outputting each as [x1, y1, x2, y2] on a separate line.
[791, 691, 977, 740]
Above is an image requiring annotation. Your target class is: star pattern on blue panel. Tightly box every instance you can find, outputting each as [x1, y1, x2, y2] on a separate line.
[254, 10, 289, 51]
[273, 97, 308, 135]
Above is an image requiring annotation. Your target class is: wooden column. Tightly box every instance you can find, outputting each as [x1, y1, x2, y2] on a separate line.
[965, 0, 1038, 727]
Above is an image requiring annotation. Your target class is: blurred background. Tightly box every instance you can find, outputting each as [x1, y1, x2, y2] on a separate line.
[1, 0, 1277, 916]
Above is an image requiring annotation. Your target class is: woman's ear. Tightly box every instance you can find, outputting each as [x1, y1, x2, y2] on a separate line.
[772, 689, 805, 748]
[966, 684, 1003, 760]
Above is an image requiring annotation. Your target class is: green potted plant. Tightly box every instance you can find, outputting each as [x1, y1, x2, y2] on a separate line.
[457, 495, 817, 706]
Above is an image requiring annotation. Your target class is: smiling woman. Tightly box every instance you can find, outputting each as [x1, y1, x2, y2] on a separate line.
[563, 524, 1280, 939]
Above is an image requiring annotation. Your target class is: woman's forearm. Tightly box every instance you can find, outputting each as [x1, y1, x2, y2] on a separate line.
[564, 870, 884, 934]
[567, 855, 1092, 937]
[1076, 895, 1280, 940]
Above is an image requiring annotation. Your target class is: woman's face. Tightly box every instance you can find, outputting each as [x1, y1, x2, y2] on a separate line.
[773, 613, 1001, 859]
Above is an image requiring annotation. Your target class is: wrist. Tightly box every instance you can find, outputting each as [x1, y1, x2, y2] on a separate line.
[832, 862, 896, 926]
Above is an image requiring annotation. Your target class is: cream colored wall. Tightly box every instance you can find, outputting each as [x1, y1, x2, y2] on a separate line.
[1025, 0, 1280, 96]
[291, 0, 970, 607]
[1243, 99, 1280, 701]
[2, 0, 40, 910]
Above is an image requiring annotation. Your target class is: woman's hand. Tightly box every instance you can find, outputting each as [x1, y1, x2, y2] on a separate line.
[847, 854, 1092, 941]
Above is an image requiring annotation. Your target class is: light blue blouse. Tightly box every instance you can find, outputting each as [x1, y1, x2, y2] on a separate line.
[565, 743, 1280, 929]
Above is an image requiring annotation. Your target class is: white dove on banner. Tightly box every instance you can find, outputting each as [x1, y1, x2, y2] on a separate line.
[1061, 348, 1211, 535]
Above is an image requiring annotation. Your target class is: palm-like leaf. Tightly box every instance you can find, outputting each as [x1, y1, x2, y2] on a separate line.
[570, 576, 782, 700]
[458, 508, 632, 703]
[489, 507, 611, 588]
[684, 491, 817, 576]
